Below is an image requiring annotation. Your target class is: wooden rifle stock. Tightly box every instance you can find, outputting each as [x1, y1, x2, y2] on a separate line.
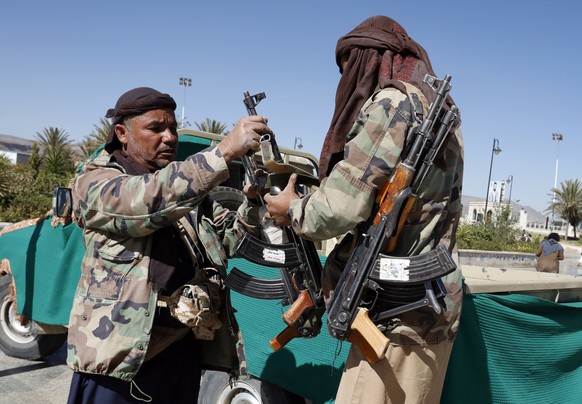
[385, 196, 416, 252]
[347, 308, 389, 363]
[373, 164, 417, 253]
[282, 289, 315, 325]
[269, 324, 301, 351]
[373, 164, 415, 225]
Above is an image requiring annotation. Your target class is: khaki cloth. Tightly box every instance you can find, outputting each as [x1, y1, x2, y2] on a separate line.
[335, 342, 454, 404]
[535, 242, 564, 273]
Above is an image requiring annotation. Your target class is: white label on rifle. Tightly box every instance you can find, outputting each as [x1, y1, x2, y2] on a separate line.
[263, 248, 286, 264]
[379, 258, 410, 281]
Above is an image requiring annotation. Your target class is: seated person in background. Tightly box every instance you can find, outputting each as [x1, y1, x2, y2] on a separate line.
[535, 232, 564, 273]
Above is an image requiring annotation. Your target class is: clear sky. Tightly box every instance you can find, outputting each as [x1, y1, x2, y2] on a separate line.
[1, 0, 579, 214]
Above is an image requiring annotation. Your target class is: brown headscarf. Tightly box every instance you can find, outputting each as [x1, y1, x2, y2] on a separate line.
[319, 16, 446, 178]
[104, 87, 177, 153]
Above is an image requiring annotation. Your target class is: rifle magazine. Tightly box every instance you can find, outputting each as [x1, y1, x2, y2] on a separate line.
[225, 267, 287, 300]
[235, 232, 302, 267]
[369, 244, 456, 284]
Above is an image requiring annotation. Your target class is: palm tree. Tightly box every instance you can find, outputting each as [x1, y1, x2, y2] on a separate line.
[35, 127, 75, 175]
[194, 118, 229, 135]
[42, 149, 75, 175]
[80, 118, 111, 158]
[36, 127, 72, 153]
[28, 142, 42, 178]
[546, 178, 582, 238]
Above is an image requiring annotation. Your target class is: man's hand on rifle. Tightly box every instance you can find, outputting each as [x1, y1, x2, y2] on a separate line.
[218, 115, 272, 162]
[264, 173, 300, 227]
[242, 182, 264, 202]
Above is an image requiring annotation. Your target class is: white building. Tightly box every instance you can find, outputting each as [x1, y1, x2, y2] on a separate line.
[465, 200, 528, 229]
[0, 150, 30, 165]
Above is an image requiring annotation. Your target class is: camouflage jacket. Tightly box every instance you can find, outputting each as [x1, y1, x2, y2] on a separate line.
[66, 146, 259, 381]
[288, 84, 464, 345]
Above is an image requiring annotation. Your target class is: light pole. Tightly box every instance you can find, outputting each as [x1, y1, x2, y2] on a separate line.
[506, 175, 513, 206]
[551, 133, 563, 230]
[179, 77, 192, 127]
[294, 137, 303, 150]
[483, 138, 502, 222]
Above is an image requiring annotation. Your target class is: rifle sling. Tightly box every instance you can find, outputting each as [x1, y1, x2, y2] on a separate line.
[225, 267, 288, 300]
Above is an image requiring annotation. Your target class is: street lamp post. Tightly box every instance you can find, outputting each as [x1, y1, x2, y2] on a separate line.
[506, 175, 513, 205]
[551, 133, 563, 230]
[294, 137, 303, 150]
[483, 138, 502, 222]
[179, 77, 192, 127]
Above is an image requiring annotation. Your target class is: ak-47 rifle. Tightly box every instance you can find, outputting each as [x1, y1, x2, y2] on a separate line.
[225, 91, 325, 350]
[326, 74, 459, 363]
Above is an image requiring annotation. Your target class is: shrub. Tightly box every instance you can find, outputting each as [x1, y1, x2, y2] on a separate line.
[457, 205, 537, 253]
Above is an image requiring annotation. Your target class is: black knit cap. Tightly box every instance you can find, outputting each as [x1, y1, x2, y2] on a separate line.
[104, 87, 177, 152]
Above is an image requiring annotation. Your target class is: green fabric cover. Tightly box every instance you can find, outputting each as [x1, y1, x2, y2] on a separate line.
[231, 263, 582, 404]
[229, 257, 346, 404]
[0, 218, 84, 325]
[3, 216, 582, 403]
[441, 293, 582, 403]
[176, 134, 213, 160]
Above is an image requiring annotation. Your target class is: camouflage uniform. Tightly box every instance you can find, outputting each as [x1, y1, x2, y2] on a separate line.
[288, 85, 464, 402]
[67, 145, 257, 382]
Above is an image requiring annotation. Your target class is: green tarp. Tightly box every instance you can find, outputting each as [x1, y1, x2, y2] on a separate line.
[0, 219, 84, 325]
[442, 293, 582, 403]
[229, 257, 346, 403]
[235, 284, 582, 404]
[3, 220, 582, 403]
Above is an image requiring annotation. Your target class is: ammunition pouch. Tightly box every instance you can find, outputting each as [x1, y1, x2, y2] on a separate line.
[160, 268, 223, 340]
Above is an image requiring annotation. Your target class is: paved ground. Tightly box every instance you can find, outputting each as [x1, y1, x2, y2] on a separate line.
[0, 342, 70, 403]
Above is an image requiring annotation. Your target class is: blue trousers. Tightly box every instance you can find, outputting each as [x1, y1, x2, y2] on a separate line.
[67, 332, 201, 404]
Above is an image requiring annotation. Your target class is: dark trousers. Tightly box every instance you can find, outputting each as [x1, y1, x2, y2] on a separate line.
[67, 332, 201, 404]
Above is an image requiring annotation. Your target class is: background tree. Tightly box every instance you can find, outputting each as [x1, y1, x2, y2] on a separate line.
[456, 204, 536, 252]
[0, 155, 13, 200]
[80, 118, 111, 158]
[546, 178, 582, 238]
[28, 142, 42, 179]
[194, 118, 229, 135]
[35, 127, 76, 174]
[0, 127, 77, 222]
[0, 163, 37, 222]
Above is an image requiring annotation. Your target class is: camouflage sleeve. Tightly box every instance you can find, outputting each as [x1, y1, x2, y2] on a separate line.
[73, 146, 230, 237]
[288, 88, 413, 241]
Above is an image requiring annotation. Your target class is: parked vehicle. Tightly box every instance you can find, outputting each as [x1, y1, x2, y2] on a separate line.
[2, 129, 582, 404]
